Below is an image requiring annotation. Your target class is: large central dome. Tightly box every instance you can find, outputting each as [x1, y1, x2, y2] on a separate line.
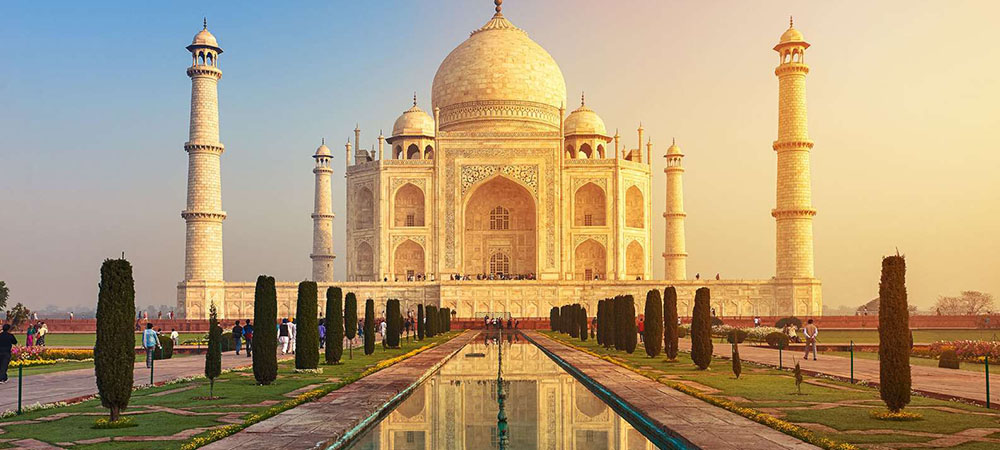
[431, 8, 567, 132]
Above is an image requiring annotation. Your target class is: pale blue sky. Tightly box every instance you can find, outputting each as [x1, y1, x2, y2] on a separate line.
[1, 1, 998, 312]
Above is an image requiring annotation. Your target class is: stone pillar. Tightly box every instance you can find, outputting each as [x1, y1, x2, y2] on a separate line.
[772, 20, 816, 281]
[180, 24, 226, 318]
[311, 142, 336, 282]
[663, 139, 687, 280]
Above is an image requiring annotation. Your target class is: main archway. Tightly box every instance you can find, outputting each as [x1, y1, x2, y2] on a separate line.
[463, 176, 536, 277]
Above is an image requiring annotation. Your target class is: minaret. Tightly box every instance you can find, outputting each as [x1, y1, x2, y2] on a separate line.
[182, 21, 226, 291]
[663, 139, 687, 280]
[772, 17, 816, 280]
[311, 140, 335, 282]
[377, 130, 385, 161]
[353, 124, 361, 164]
[637, 123, 644, 162]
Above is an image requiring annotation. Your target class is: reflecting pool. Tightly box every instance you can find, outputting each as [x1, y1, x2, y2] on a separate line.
[346, 333, 657, 449]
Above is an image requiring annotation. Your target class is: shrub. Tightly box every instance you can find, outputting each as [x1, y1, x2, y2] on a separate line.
[95, 258, 135, 422]
[644, 289, 663, 357]
[295, 281, 319, 370]
[690, 287, 713, 369]
[938, 349, 960, 369]
[664, 287, 679, 360]
[732, 343, 742, 379]
[205, 303, 222, 398]
[879, 255, 911, 413]
[794, 361, 803, 394]
[775, 316, 803, 329]
[711, 316, 724, 327]
[417, 304, 425, 340]
[386, 299, 401, 348]
[726, 328, 748, 344]
[155, 335, 173, 360]
[219, 331, 234, 352]
[325, 287, 343, 364]
[623, 296, 638, 354]
[344, 293, 358, 358]
[578, 305, 588, 342]
[765, 331, 789, 349]
[252, 275, 278, 385]
[363, 299, 375, 355]
[677, 326, 688, 338]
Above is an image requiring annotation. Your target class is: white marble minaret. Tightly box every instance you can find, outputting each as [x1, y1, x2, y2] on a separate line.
[180, 21, 226, 318]
[311, 140, 335, 282]
[662, 139, 688, 280]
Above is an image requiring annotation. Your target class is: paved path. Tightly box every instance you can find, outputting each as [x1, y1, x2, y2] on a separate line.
[203, 331, 476, 450]
[679, 339, 999, 406]
[0, 350, 289, 412]
[527, 331, 817, 450]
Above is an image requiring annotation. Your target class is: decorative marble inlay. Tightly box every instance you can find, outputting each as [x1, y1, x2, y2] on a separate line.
[389, 177, 427, 194]
[460, 164, 538, 196]
[390, 234, 427, 250]
[571, 177, 607, 192]
[572, 234, 608, 249]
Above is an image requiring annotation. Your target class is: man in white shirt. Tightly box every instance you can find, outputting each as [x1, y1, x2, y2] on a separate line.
[170, 329, 179, 347]
[803, 319, 819, 360]
[289, 319, 297, 354]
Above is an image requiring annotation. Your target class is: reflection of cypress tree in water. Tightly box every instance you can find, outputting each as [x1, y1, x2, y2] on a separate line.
[496, 329, 509, 449]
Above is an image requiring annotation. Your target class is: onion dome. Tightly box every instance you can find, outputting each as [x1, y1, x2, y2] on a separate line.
[390, 96, 435, 139]
[563, 93, 608, 138]
[314, 140, 332, 158]
[666, 138, 683, 156]
[431, 0, 566, 131]
[188, 19, 222, 52]
[775, 16, 809, 50]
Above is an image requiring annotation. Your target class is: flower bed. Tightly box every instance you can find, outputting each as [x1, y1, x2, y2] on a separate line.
[10, 346, 94, 362]
[922, 340, 1000, 363]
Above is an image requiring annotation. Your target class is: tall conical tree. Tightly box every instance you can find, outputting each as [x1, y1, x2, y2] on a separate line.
[386, 299, 401, 348]
[344, 293, 358, 359]
[691, 287, 713, 369]
[426, 305, 438, 337]
[644, 289, 663, 357]
[663, 287, 679, 360]
[614, 296, 626, 350]
[363, 299, 375, 355]
[295, 281, 319, 369]
[578, 305, 588, 341]
[417, 304, 425, 340]
[205, 303, 222, 398]
[252, 275, 278, 384]
[595, 300, 604, 346]
[623, 296, 638, 354]
[878, 255, 911, 413]
[94, 258, 135, 422]
[604, 298, 616, 349]
[568, 304, 580, 338]
[550, 307, 559, 332]
[325, 287, 343, 364]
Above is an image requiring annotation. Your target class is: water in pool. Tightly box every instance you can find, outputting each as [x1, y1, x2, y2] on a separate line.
[345, 333, 659, 449]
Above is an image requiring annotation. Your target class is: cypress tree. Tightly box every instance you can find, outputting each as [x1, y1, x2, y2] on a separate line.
[664, 287, 679, 360]
[613, 296, 625, 350]
[295, 281, 319, 369]
[568, 304, 580, 338]
[363, 299, 375, 355]
[732, 342, 742, 379]
[595, 300, 604, 345]
[426, 305, 438, 337]
[325, 287, 343, 364]
[206, 303, 222, 398]
[644, 289, 663, 357]
[95, 258, 135, 422]
[417, 304, 425, 340]
[443, 308, 451, 332]
[623, 296, 638, 354]
[439, 308, 447, 334]
[344, 293, 358, 359]
[879, 255, 911, 412]
[604, 297, 616, 349]
[252, 275, 278, 385]
[550, 307, 559, 332]
[691, 287, 713, 369]
[578, 305, 588, 341]
[386, 299, 401, 348]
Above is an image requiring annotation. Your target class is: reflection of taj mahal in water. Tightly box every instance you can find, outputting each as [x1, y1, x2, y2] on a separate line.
[177, 2, 822, 319]
[352, 340, 655, 450]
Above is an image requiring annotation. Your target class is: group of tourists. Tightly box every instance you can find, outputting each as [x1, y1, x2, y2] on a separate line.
[23, 321, 48, 347]
[451, 273, 537, 281]
[482, 316, 519, 330]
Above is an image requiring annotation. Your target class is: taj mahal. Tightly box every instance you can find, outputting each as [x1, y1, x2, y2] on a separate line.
[177, 2, 821, 319]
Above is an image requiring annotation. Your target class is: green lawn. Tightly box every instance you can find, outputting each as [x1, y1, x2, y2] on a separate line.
[542, 331, 1000, 449]
[0, 332, 458, 449]
[809, 329, 1000, 344]
[18, 353, 193, 377]
[821, 350, 987, 373]
[40, 333, 205, 348]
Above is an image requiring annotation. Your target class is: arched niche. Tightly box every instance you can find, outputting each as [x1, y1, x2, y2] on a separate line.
[625, 185, 644, 228]
[354, 187, 374, 229]
[625, 240, 644, 280]
[574, 182, 606, 227]
[574, 239, 606, 280]
[393, 239, 425, 280]
[393, 183, 425, 227]
[463, 176, 536, 277]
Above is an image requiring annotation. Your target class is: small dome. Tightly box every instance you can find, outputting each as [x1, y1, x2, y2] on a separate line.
[780, 26, 804, 44]
[666, 139, 683, 156]
[314, 142, 332, 158]
[564, 104, 607, 137]
[192, 28, 219, 48]
[391, 103, 435, 138]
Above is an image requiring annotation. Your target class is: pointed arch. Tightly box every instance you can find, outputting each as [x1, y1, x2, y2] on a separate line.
[355, 241, 374, 280]
[626, 240, 644, 280]
[393, 183, 425, 227]
[354, 186, 374, 229]
[565, 144, 575, 159]
[596, 144, 605, 159]
[579, 143, 593, 159]
[574, 238, 606, 280]
[463, 175, 537, 276]
[424, 145, 434, 159]
[394, 145, 403, 159]
[393, 239, 425, 280]
[625, 185, 644, 228]
[406, 143, 421, 159]
[574, 182, 606, 227]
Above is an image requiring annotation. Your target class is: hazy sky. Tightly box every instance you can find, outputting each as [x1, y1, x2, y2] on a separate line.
[1, 1, 997, 312]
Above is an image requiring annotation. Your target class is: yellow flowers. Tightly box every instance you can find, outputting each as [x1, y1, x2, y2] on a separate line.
[869, 409, 922, 421]
[10, 359, 58, 368]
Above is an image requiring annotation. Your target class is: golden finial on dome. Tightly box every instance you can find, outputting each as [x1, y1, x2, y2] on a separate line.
[203, 17, 207, 30]
[413, 92, 417, 107]
[495, 0, 502, 14]
[790, 16, 794, 28]
[580, 91, 585, 107]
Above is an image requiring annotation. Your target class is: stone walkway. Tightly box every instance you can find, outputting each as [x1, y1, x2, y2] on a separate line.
[526, 331, 818, 449]
[678, 339, 999, 406]
[0, 350, 289, 412]
[202, 331, 475, 450]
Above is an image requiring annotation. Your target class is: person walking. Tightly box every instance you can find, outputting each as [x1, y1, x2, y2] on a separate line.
[288, 319, 297, 354]
[232, 321, 243, 355]
[243, 320, 253, 358]
[25, 323, 36, 347]
[170, 328, 179, 347]
[279, 319, 292, 354]
[0, 324, 17, 384]
[142, 323, 160, 369]
[36, 322, 48, 346]
[803, 319, 819, 360]
[318, 320, 326, 349]
[637, 318, 645, 343]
